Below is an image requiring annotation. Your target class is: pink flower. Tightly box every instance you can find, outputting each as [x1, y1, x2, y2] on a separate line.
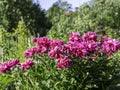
[35, 37, 50, 48]
[83, 32, 97, 41]
[8, 60, 20, 67]
[0, 60, 20, 73]
[69, 32, 82, 42]
[21, 64, 31, 71]
[32, 46, 48, 55]
[33, 37, 51, 53]
[30, 47, 39, 53]
[32, 38, 39, 43]
[25, 59, 34, 66]
[85, 41, 98, 54]
[50, 40, 64, 49]
[0, 62, 10, 73]
[64, 41, 88, 58]
[48, 46, 64, 59]
[24, 49, 35, 57]
[24, 46, 44, 57]
[101, 38, 120, 56]
[101, 36, 111, 42]
[21, 59, 34, 71]
[64, 41, 76, 55]
[56, 55, 72, 69]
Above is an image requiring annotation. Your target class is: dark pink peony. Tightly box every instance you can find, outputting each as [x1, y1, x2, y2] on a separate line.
[8, 60, 20, 67]
[0, 60, 20, 73]
[32, 38, 39, 43]
[69, 32, 82, 42]
[50, 40, 64, 49]
[101, 38, 120, 56]
[21, 59, 34, 71]
[24, 49, 35, 57]
[83, 32, 97, 41]
[56, 55, 72, 69]
[48, 46, 64, 59]
[25, 59, 34, 66]
[35, 37, 50, 47]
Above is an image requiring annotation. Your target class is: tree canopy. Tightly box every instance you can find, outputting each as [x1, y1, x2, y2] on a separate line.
[1, 0, 120, 38]
[0, 0, 51, 36]
[47, 0, 120, 40]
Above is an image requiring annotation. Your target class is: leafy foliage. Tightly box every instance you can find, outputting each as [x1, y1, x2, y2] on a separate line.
[0, 74, 15, 89]
[47, 0, 120, 40]
[1, 32, 120, 89]
[1, 0, 120, 89]
[0, 0, 51, 36]
[2, 20, 34, 61]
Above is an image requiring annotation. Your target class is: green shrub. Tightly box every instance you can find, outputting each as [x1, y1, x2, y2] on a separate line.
[1, 32, 120, 90]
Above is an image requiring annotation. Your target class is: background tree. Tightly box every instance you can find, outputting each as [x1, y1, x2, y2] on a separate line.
[0, 1, 9, 29]
[47, 0, 120, 40]
[0, 0, 51, 36]
[46, 0, 74, 41]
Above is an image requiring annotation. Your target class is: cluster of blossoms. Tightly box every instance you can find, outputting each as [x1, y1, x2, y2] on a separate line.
[1, 32, 120, 73]
[24, 32, 120, 69]
[64, 32, 99, 59]
[0, 60, 20, 73]
[24, 37, 51, 57]
[0, 59, 34, 73]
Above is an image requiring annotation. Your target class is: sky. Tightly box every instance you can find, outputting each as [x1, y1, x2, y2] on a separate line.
[35, 0, 90, 10]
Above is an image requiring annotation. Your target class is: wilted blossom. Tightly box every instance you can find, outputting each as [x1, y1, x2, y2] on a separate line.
[21, 59, 34, 71]
[56, 55, 72, 69]
[0, 60, 20, 73]
[69, 32, 82, 42]
[83, 32, 97, 41]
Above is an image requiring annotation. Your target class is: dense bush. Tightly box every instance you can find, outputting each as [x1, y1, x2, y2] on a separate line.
[0, 32, 120, 89]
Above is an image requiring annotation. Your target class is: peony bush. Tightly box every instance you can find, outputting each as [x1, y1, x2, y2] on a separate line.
[24, 31, 120, 69]
[0, 32, 120, 89]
